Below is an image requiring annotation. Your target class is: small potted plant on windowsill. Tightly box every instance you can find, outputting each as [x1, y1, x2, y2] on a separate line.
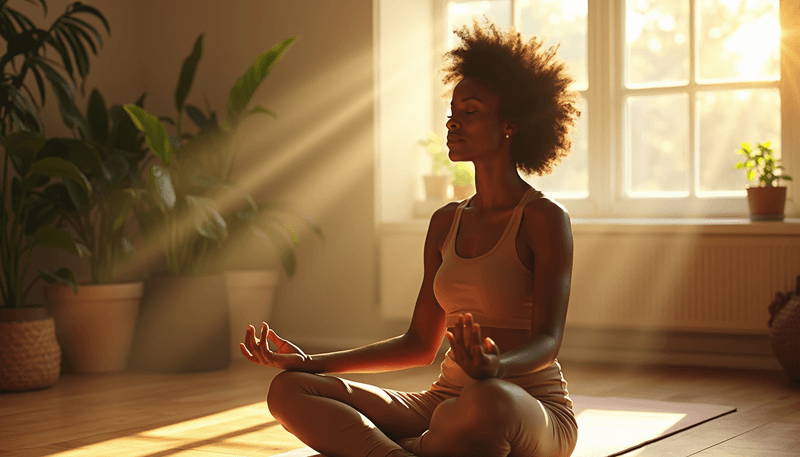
[452, 161, 476, 201]
[420, 131, 450, 201]
[735, 141, 793, 221]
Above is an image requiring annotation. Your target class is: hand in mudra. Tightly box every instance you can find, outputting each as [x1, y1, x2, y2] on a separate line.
[446, 313, 502, 380]
[240, 322, 310, 371]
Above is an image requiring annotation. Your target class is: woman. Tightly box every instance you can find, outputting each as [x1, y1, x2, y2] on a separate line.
[241, 19, 581, 457]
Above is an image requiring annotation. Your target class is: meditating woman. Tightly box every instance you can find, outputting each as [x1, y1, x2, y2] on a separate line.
[241, 19, 581, 457]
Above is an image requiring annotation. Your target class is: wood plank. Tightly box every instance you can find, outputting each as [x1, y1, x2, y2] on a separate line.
[2, 358, 799, 456]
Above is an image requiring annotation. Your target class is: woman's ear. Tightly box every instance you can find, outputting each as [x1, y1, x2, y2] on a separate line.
[504, 122, 518, 137]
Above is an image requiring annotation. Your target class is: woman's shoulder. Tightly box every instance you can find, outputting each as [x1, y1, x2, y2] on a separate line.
[426, 201, 461, 243]
[521, 193, 571, 231]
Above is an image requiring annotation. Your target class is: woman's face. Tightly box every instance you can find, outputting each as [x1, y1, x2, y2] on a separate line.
[445, 77, 510, 162]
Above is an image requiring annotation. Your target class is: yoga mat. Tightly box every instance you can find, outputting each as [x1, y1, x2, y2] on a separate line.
[272, 395, 735, 457]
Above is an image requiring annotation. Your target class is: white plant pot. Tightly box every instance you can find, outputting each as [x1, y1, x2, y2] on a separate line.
[44, 282, 143, 374]
[224, 269, 280, 358]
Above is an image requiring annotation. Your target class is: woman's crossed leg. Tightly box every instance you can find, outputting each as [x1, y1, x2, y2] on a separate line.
[268, 371, 569, 457]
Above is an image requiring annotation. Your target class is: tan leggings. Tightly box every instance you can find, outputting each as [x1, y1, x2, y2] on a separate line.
[267, 350, 577, 457]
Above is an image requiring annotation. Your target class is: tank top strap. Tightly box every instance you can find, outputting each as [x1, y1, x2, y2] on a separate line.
[442, 197, 472, 252]
[500, 187, 543, 248]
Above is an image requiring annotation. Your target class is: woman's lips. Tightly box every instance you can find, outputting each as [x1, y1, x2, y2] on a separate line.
[447, 134, 464, 143]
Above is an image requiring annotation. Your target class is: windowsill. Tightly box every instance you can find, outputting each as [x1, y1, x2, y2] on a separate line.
[382, 212, 800, 236]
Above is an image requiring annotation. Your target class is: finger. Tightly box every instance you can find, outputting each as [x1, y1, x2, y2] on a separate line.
[244, 326, 265, 364]
[250, 325, 267, 364]
[258, 322, 271, 360]
[243, 325, 257, 354]
[453, 315, 464, 348]
[472, 323, 482, 349]
[446, 331, 464, 362]
[240, 342, 256, 361]
[463, 314, 473, 347]
[484, 337, 500, 356]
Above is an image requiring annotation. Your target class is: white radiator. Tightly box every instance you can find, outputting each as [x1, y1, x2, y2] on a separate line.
[568, 232, 800, 333]
[380, 221, 800, 335]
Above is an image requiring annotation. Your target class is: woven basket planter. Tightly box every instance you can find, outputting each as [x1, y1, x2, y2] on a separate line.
[0, 306, 61, 392]
[768, 275, 800, 383]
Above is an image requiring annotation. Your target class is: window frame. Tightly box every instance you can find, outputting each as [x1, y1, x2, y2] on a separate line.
[425, 0, 794, 219]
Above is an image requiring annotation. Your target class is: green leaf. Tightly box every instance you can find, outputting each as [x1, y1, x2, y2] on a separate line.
[734, 162, 746, 169]
[746, 169, 755, 181]
[123, 104, 172, 165]
[39, 268, 79, 295]
[26, 157, 92, 194]
[249, 105, 277, 118]
[225, 36, 296, 124]
[87, 88, 109, 144]
[185, 104, 213, 130]
[28, 226, 88, 258]
[187, 196, 227, 242]
[175, 33, 204, 115]
[111, 190, 138, 232]
[149, 165, 176, 211]
[67, 2, 112, 34]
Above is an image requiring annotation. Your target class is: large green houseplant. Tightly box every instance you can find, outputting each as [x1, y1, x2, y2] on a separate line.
[37, 88, 155, 373]
[0, 0, 108, 389]
[735, 141, 793, 221]
[123, 34, 322, 372]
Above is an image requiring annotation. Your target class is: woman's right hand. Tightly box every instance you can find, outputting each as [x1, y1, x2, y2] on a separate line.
[240, 322, 311, 371]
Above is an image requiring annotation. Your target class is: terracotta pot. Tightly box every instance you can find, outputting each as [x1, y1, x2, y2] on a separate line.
[224, 269, 279, 358]
[0, 306, 61, 392]
[746, 186, 787, 221]
[423, 175, 449, 201]
[129, 273, 229, 373]
[453, 184, 476, 201]
[44, 282, 143, 373]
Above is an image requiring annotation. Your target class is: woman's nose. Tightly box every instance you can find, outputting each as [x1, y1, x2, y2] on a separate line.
[446, 116, 459, 131]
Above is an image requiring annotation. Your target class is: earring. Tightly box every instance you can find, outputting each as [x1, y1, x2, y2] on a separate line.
[505, 134, 510, 139]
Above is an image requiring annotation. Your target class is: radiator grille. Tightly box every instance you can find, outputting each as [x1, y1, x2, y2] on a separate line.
[568, 234, 800, 333]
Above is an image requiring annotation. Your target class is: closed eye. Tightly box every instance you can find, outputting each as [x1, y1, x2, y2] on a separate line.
[446, 111, 477, 119]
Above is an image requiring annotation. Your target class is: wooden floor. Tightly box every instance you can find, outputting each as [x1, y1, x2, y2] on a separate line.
[1, 354, 799, 456]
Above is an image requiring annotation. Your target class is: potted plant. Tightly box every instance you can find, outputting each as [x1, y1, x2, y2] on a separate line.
[735, 141, 793, 221]
[768, 275, 800, 383]
[452, 161, 476, 200]
[41, 88, 152, 374]
[123, 34, 323, 371]
[420, 131, 450, 201]
[0, 0, 108, 390]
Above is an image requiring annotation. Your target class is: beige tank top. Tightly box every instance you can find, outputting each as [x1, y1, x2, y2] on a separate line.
[433, 187, 543, 330]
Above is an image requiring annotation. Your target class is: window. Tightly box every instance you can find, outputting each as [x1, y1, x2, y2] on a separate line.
[375, 0, 791, 221]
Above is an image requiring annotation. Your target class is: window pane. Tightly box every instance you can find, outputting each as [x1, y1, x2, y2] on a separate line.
[697, 0, 779, 82]
[626, 94, 690, 195]
[517, 0, 588, 90]
[447, 1, 511, 49]
[697, 89, 781, 194]
[526, 96, 588, 196]
[626, 0, 690, 87]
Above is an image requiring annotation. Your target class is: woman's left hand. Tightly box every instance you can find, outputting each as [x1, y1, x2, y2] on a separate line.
[446, 313, 502, 380]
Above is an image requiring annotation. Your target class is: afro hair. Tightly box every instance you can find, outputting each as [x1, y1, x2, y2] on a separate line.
[442, 19, 580, 176]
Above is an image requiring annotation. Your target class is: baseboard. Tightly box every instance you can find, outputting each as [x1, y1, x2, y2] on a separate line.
[558, 326, 783, 371]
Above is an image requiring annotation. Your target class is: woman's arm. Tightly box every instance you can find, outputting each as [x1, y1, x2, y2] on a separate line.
[498, 199, 573, 378]
[242, 204, 453, 374]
